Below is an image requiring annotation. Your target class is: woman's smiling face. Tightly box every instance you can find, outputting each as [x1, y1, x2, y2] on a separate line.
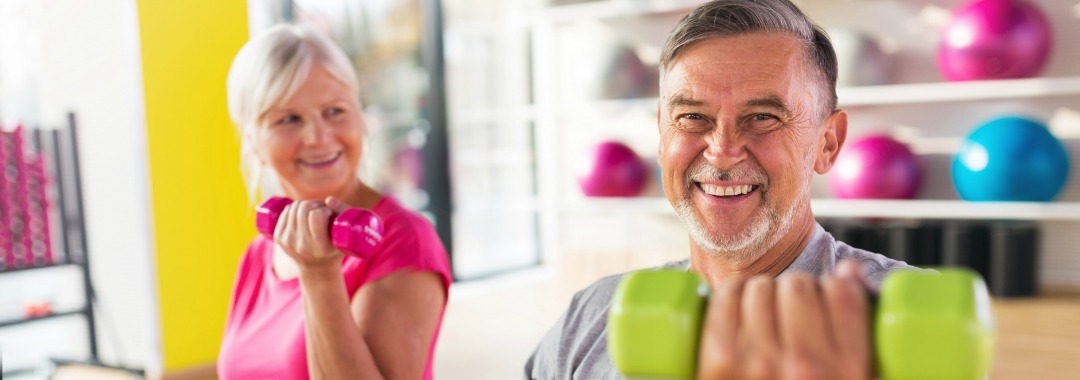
[256, 64, 365, 201]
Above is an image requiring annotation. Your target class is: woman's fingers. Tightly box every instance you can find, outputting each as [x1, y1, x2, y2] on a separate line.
[273, 200, 339, 262]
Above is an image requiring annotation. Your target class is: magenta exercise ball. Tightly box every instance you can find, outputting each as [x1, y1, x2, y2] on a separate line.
[937, 0, 1052, 81]
[578, 141, 648, 197]
[830, 135, 921, 199]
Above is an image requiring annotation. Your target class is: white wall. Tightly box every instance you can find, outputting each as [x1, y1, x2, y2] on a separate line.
[1, 0, 159, 376]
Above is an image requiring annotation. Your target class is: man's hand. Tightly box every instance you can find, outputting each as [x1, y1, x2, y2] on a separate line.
[697, 261, 870, 380]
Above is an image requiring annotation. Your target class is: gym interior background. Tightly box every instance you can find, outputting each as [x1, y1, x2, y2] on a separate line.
[1, 0, 1079, 378]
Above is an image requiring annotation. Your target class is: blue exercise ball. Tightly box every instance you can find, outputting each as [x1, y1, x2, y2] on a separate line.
[952, 117, 1069, 201]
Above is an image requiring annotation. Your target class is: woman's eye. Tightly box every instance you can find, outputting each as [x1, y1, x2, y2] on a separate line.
[326, 107, 345, 117]
[275, 114, 300, 125]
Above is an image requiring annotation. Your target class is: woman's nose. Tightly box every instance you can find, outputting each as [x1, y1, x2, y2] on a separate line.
[301, 117, 332, 145]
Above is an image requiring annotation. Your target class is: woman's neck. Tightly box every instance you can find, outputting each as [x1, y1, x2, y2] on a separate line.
[282, 179, 383, 209]
[338, 180, 382, 209]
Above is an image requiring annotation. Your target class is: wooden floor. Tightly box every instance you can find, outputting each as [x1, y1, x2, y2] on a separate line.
[991, 292, 1080, 380]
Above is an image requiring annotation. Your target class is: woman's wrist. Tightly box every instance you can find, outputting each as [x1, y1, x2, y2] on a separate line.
[298, 260, 343, 283]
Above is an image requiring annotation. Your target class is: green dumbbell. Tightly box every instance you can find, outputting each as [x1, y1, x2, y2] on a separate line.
[608, 268, 995, 380]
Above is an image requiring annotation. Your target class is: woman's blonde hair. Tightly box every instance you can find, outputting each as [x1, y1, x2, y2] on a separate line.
[226, 24, 360, 203]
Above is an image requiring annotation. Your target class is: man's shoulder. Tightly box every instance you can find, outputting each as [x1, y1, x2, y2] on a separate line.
[569, 259, 690, 313]
[831, 238, 921, 287]
[525, 259, 690, 379]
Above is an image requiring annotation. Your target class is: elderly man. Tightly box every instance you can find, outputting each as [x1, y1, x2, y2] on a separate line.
[525, 0, 915, 378]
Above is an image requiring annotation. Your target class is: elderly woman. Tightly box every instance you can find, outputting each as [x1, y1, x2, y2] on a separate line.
[217, 24, 451, 379]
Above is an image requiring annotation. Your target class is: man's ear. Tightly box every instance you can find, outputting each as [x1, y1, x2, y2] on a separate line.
[814, 109, 847, 174]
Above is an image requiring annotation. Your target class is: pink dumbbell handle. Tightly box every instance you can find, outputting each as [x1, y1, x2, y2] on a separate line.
[256, 196, 384, 258]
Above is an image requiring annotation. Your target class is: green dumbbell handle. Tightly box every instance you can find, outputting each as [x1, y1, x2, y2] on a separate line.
[608, 268, 995, 380]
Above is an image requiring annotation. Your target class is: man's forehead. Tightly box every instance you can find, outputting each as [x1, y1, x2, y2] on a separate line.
[673, 32, 803, 60]
[661, 34, 809, 96]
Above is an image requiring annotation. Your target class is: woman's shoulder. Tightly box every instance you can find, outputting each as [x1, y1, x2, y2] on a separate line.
[348, 195, 452, 289]
[370, 196, 449, 265]
[238, 235, 274, 268]
[372, 196, 439, 240]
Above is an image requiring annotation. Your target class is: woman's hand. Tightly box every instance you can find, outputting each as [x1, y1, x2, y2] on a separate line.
[697, 260, 871, 380]
[272, 197, 351, 274]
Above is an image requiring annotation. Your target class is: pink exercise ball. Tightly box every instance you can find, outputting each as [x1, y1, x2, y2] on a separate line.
[937, 0, 1052, 81]
[578, 141, 648, 197]
[830, 135, 921, 199]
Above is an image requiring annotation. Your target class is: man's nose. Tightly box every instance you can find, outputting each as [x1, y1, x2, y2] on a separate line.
[702, 124, 747, 169]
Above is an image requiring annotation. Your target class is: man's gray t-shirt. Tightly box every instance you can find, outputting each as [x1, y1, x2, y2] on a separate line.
[524, 223, 916, 380]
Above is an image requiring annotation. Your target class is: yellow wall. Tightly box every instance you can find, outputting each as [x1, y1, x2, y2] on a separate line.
[136, 0, 250, 370]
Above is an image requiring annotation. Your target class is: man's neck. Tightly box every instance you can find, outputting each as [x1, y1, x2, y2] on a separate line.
[689, 217, 816, 286]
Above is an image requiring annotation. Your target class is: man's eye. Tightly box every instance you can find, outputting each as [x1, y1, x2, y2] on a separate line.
[747, 114, 781, 133]
[681, 113, 704, 121]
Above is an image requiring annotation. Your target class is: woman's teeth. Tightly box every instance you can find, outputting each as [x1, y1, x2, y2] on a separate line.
[300, 153, 340, 165]
[699, 183, 754, 197]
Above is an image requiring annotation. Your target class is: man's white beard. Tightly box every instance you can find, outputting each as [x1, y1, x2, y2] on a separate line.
[674, 161, 811, 263]
[675, 194, 783, 262]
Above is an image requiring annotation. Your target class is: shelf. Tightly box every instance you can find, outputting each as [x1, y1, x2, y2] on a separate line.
[528, 0, 703, 25]
[812, 199, 1080, 221]
[562, 197, 1080, 221]
[529, 76, 1080, 119]
[2, 366, 38, 378]
[0, 308, 87, 329]
[0, 262, 79, 275]
[563, 196, 673, 214]
[837, 76, 1080, 106]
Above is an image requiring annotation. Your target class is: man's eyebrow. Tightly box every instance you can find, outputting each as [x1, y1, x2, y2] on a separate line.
[667, 93, 706, 109]
[746, 95, 792, 116]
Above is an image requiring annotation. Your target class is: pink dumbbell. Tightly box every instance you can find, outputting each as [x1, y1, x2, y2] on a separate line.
[256, 196, 384, 258]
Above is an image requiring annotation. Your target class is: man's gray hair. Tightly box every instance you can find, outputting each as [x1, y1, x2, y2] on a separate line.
[659, 0, 838, 117]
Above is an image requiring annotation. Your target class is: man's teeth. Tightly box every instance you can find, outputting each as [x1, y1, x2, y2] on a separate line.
[699, 183, 754, 197]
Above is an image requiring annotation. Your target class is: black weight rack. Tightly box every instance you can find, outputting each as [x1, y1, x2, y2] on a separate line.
[0, 113, 142, 378]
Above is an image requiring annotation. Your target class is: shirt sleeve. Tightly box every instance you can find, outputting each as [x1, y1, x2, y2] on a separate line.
[356, 211, 452, 291]
[524, 273, 626, 380]
[525, 298, 574, 379]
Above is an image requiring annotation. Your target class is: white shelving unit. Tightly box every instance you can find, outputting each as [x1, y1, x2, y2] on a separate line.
[521, 0, 1080, 288]
[526, 0, 703, 25]
[518, 75, 1080, 118]
[837, 76, 1080, 106]
[565, 197, 1080, 222]
[560, 75, 1080, 221]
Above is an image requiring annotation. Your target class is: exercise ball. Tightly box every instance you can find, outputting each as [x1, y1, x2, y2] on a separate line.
[952, 117, 1069, 201]
[830, 135, 921, 199]
[578, 141, 648, 197]
[937, 0, 1052, 81]
[829, 28, 891, 87]
[392, 145, 424, 187]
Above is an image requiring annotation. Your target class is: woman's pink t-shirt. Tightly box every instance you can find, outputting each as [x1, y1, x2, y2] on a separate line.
[218, 196, 452, 379]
